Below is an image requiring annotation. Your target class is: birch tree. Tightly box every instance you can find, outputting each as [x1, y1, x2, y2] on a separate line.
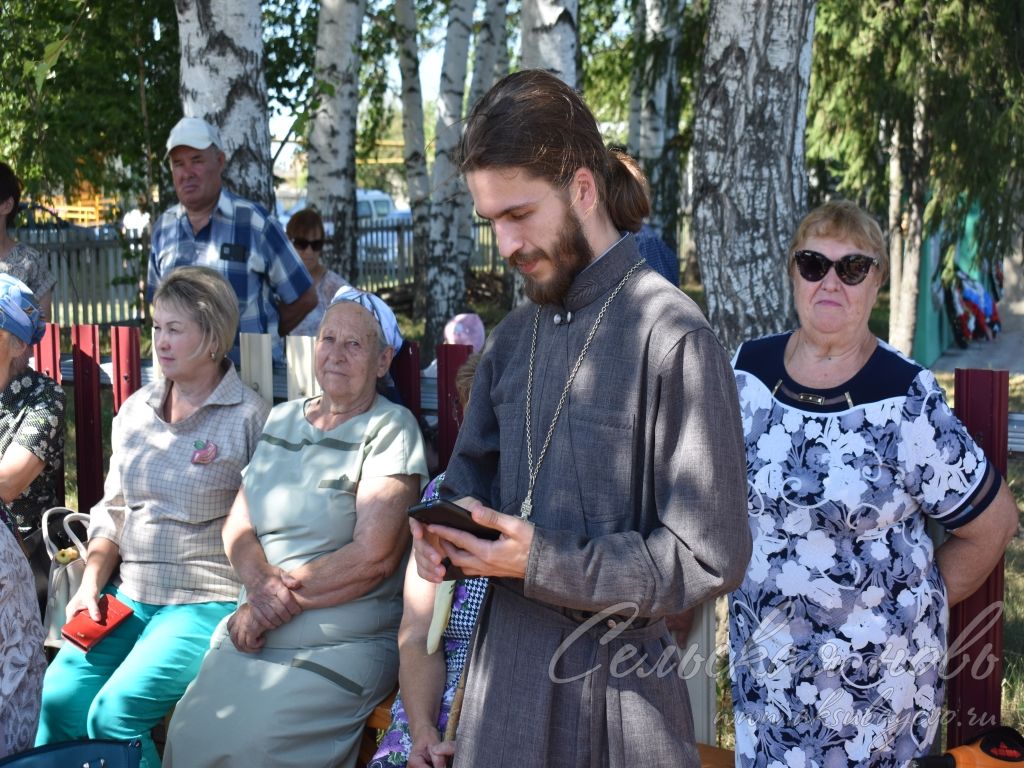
[468, 0, 509, 110]
[175, 0, 274, 210]
[306, 0, 367, 284]
[691, 0, 816, 351]
[521, 0, 579, 89]
[395, 0, 431, 317]
[423, 0, 475, 358]
[808, 1, 1024, 358]
[634, 0, 685, 253]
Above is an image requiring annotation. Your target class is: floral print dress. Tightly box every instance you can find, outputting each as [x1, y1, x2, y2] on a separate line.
[729, 334, 999, 768]
[0, 368, 65, 536]
[370, 474, 488, 768]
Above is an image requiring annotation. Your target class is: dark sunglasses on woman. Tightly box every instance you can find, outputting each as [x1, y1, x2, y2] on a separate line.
[291, 237, 324, 252]
[792, 249, 878, 286]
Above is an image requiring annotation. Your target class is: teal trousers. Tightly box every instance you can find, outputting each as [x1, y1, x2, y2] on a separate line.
[35, 585, 234, 768]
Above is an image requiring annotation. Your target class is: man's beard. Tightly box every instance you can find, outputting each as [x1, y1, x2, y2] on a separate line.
[512, 208, 594, 306]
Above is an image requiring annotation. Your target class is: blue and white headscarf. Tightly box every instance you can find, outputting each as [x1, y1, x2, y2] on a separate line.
[330, 287, 403, 352]
[0, 274, 45, 345]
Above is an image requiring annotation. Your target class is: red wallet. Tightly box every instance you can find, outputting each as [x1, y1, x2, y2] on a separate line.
[61, 594, 134, 651]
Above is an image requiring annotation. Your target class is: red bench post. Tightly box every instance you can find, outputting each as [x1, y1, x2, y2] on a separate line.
[33, 323, 62, 383]
[436, 344, 472, 470]
[110, 325, 142, 413]
[72, 325, 104, 513]
[945, 368, 1009, 747]
[391, 341, 421, 420]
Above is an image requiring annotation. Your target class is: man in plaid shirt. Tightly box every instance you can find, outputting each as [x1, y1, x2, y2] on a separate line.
[148, 117, 316, 362]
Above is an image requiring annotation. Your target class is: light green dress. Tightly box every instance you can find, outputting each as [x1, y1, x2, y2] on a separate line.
[165, 395, 427, 768]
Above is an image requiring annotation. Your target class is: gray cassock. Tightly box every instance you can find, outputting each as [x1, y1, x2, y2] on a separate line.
[441, 234, 752, 767]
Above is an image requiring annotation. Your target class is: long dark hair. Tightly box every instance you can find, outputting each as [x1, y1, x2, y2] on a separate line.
[458, 70, 650, 232]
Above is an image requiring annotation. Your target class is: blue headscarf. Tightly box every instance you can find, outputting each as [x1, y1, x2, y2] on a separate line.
[329, 287, 403, 352]
[0, 274, 45, 345]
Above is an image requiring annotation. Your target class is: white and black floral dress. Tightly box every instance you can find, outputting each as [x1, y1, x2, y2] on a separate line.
[729, 333, 1000, 768]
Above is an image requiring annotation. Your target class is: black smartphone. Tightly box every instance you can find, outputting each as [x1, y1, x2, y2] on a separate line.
[407, 498, 500, 541]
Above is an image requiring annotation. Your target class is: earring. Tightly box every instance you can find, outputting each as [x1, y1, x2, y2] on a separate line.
[209, 351, 217, 361]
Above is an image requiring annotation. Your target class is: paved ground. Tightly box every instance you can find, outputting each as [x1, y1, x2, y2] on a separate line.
[931, 251, 1024, 375]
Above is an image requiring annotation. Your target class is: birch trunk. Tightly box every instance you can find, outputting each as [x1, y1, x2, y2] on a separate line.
[889, 88, 927, 356]
[887, 122, 904, 339]
[306, 0, 367, 285]
[175, 0, 274, 210]
[691, 0, 816, 352]
[424, 0, 475, 359]
[520, 0, 579, 89]
[468, 0, 508, 111]
[395, 0, 431, 319]
[627, 0, 647, 158]
[639, 0, 684, 254]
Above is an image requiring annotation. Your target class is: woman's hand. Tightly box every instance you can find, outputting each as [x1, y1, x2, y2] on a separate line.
[65, 582, 102, 622]
[409, 517, 451, 583]
[408, 729, 455, 768]
[245, 566, 302, 628]
[227, 603, 267, 653]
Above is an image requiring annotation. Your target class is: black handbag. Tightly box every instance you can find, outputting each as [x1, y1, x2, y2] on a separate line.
[0, 738, 142, 767]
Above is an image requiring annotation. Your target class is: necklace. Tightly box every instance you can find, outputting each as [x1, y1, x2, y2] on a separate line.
[520, 260, 644, 519]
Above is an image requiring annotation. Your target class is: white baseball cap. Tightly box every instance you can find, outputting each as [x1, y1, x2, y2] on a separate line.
[165, 117, 223, 159]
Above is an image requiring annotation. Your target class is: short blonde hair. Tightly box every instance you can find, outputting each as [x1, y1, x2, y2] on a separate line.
[154, 266, 239, 360]
[789, 200, 888, 281]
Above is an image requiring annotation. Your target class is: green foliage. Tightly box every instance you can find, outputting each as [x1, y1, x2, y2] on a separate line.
[1, 0, 180, 209]
[807, 0, 1024, 267]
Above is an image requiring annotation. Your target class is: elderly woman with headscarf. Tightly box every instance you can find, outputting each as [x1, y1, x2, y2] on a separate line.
[164, 289, 428, 768]
[0, 275, 55, 758]
[0, 274, 63, 540]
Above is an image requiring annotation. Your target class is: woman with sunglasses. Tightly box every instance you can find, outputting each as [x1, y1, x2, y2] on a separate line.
[728, 200, 1019, 766]
[286, 208, 350, 337]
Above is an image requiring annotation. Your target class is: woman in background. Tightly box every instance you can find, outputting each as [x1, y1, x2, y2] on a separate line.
[0, 162, 55, 321]
[286, 208, 350, 338]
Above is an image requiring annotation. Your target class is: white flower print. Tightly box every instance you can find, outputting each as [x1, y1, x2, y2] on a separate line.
[818, 639, 852, 672]
[757, 423, 793, 464]
[735, 713, 757, 760]
[781, 506, 812, 536]
[796, 682, 818, 705]
[846, 722, 885, 761]
[796, 530, 836, 572]
[839, 605, 887, 650]
[784, 747, 808, 768]
[823, 462, 869, 510]
[804, 419, 823, 440]
[861, 586, 885, 608]
[816, 687, 855, 730]
[870, 540, 890, 561]
[776, 561, 811, 598]
[748, 517, 787, 584]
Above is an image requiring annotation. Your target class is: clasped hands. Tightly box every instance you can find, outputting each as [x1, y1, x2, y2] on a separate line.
[409, 500, 534, 583]
[229, 566, 302, 653]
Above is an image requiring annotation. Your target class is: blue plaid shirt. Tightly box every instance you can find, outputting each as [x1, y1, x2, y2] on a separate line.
[148, 188, 313, 359]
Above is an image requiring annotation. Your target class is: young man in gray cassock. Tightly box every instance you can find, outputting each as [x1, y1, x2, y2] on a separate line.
[409, 69, 752, 768]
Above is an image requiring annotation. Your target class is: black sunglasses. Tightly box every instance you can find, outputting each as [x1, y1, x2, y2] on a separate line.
[292, 237, 324, 252]
[792, 250, 878, 286]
